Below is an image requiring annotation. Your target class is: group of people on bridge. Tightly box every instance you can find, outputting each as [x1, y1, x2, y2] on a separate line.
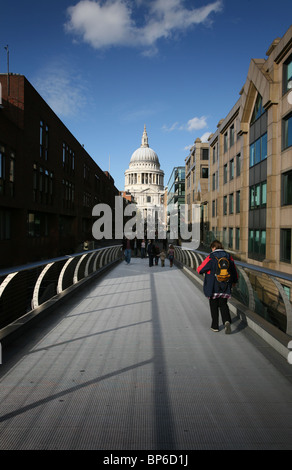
[122, 237, 238, 335]
[122, 237, 175, 268]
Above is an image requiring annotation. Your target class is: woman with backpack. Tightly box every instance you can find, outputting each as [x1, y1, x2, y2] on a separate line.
[197, 240, 238, 334]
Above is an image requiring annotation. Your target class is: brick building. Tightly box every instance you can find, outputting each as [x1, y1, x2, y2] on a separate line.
[0, 74, 120, 268]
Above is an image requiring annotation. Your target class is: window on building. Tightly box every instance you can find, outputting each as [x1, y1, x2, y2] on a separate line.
[40, 121, 49, 159]
[28, 212, 48, 237]
[229, 158, 234, 180]
[283, 54, 292, 95]
[223, 164, 227, 184]
[250, 133, 267, 167]
[230, 124, 235, 147]
[223, 195, 227, 215]
[213, 146, 216, 164]
[282, 113, 292, 150]
[236, 190, 240, 213]
[224, 132, 228, 153]
[236, 153, 241, 177]
[282, 170, 292, 205]
[229, 228, 233, 249]
[201, 167, 208, 178]
[235, 228, 240, 250]
[212, 200, 216, 217]
[212, 173, 216, 191]
[201, 148, 209, 160]
[251, 93, 264, 124]
[280, 228, 291, 263]
[248, 229, 266, 259]
[229, 193, 234, 214]
[250, 181, 267, 209]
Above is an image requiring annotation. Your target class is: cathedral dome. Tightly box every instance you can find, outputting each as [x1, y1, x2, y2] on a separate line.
[129, 125, 160, 166]
[130, 146, 159, 164]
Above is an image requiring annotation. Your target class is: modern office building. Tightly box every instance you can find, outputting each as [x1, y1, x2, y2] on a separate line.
[198, 25, 292, 275]
[0, 74, 120, 268]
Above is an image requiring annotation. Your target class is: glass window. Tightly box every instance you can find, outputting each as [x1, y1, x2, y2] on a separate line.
[236, 153, 241, 177]
[255, 184, 261, 208]
[283, 113, 292, 150]
[248, 229, 266, 259]
[229, 228, 233, 248]
[201, 167, 208, 178]
[224, 132, 228, 153]
[235, 228, 240, 250]
[261, 182, 267, 207]
[230, 125, 234, 147]
[212, 173, 216, 190]
[255, 138, 261, 165]
[283, 54, 292, 95]
[248, 230, 254, 253]
[229, 193, 234, 214]
[223, 195, 227, 215]
[250, 142, 255, 167]
[261, 133, 267, 160]
[223, 164, 227, 184]
[282, 170, 292, 205]
[251, 94, 264, 124]
[229, 159, 234, 180]
[280, 228, 291, 263]
[236, 190, 240, 213]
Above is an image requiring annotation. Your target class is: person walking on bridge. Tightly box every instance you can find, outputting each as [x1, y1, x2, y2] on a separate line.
[197, 240, 238, 334]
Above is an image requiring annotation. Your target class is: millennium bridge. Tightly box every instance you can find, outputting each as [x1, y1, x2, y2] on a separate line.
[0, 245, 292, 451]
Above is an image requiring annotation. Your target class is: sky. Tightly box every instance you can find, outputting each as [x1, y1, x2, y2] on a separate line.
[1, 0, 291, 191]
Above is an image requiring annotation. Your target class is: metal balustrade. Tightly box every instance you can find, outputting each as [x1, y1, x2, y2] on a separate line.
[0, 245, 122, 335]
[174, 246, 292, 337]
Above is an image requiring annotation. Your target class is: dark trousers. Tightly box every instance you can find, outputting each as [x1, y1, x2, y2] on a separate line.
[209, 297, 231, 329]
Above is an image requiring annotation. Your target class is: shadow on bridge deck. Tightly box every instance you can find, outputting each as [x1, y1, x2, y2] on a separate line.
[0, 257, 292, 451]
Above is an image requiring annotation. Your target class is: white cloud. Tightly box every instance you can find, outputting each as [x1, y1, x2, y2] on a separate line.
[34, 64, 88, 118]
[163, 116, 208, 132]
[64, 0, 223, 52]
[162, 122, 180, 132]
[186, 116, 208, 131]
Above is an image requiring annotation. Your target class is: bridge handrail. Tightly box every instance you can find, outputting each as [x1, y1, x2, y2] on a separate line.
[188, 248, 292, 282]
[0, 245, 122, 336]
[0, 245, 121, 277]
[175, 245, 292, 336]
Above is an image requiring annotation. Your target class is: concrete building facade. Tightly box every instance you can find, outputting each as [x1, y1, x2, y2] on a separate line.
[199, 26, 292, 275]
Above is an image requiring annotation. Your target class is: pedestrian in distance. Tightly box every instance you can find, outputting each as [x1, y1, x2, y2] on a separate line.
[159, 250, 166, 267]
[197, 239, 238, 334]
[168, 244, 175, 267]
[123, 237, 132, 264]
[141, 239, 146, 258]
[147, 240, 155, 267]
[154, 243, 160, 265]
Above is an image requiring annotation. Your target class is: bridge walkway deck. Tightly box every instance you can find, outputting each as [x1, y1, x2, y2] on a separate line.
[0, 257, 292, 450]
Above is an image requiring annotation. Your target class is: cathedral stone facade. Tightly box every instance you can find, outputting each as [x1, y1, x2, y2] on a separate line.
[124, 126, 164, 221]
